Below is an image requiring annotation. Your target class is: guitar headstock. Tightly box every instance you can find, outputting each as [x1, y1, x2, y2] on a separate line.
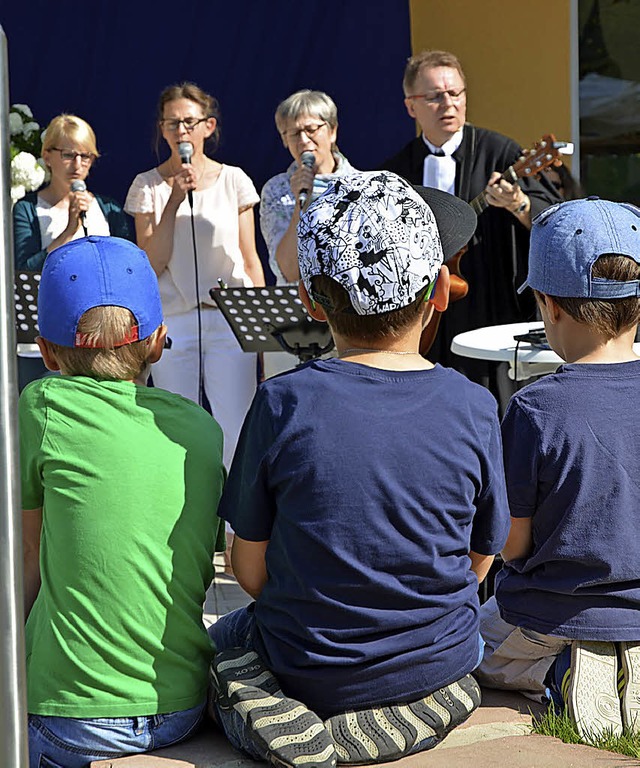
[512, 134, 566, 181]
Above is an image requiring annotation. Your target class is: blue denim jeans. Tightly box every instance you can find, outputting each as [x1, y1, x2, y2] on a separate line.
[208, 605, 484, 762]
[28, 701, 205, 768]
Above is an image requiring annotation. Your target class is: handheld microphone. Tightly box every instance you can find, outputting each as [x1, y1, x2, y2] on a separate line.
[298, 151, 316, 209]
[70, 180, 88, 236]
[178, 142, 194, 207]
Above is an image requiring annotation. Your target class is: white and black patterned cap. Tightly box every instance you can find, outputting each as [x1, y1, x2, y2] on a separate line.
[297, 170, 476, 315]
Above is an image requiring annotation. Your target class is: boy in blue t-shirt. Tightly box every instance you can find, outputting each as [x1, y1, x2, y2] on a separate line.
[477, 198, 640, 743]
[207, 171, 511, 767]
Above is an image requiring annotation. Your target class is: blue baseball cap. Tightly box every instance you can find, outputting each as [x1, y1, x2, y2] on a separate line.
[518, 197, 640, 298]
[38, 236, 163, 348]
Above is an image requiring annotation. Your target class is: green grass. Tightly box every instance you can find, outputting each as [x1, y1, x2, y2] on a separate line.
[532, 706, 640, 758]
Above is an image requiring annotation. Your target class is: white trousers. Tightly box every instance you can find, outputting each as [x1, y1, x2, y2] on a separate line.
[151, 308, 257, 471]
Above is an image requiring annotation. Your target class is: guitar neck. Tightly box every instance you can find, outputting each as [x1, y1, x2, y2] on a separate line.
[469, 165, 520, 215]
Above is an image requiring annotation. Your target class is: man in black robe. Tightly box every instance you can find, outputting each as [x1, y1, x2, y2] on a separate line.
[382, 50, 560, 397]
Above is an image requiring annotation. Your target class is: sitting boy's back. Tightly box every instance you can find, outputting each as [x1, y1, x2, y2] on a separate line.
[230, 351, 505, 717]
[21, 236, 225, 767]
[208, 172, 511, 767]
[478, 198, 640, 743]
[496, 358, 640, 637]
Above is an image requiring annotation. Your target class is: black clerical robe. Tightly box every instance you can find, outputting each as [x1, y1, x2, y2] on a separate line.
[382, 124, 559, 383]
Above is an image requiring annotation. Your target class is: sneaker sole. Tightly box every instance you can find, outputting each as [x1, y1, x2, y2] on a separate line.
[211, 649, 336, 768]
[620, 641, 640, 734]
[325, 674, 481, 764]
[567, 640, 622, 742]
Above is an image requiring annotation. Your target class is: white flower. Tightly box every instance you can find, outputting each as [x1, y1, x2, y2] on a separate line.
[9, 112, 23, 135]
[11, 151, 45, 194]
[11, 184, 26, 204]
[23, 121, 40, 136]
[11, 103, 33, 118]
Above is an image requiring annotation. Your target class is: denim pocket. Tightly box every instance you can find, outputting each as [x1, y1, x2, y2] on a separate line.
[39, 757, 65, 768]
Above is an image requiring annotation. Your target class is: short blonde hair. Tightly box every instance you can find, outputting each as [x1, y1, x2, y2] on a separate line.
[42, 114, 99, 158]
[49, 306, 161, 380]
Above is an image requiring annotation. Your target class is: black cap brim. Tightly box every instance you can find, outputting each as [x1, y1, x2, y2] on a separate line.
[411, 185, 477, 260]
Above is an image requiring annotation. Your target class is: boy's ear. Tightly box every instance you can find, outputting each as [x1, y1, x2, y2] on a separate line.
[428, 265, 450, 312]
[298, 281, 328, 323]
[147, 324, 168, 364]
[537, 292, 562, 324]
[35, 337, 61, 372]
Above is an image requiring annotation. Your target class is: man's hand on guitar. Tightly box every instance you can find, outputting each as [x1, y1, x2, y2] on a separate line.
[485, 171, 531, 228]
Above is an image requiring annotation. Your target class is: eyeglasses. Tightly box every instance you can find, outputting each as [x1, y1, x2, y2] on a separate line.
[282, 122, 327, 141]
[160, 117, 209, 132]
[407, 88, 466, 105]
[51, 148, 96, 164]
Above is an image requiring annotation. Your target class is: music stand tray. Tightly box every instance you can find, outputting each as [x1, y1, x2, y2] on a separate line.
[210, 285, 334, 364]
[14, 271, 41, 345]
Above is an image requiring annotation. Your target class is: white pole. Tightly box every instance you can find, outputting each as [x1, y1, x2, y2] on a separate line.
[0, 24, 29, 768]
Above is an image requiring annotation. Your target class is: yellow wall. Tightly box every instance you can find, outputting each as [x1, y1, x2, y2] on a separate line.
[409, 0, 573, 158]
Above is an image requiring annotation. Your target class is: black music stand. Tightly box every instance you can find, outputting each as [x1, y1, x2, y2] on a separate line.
[209, 285, 334, 364]
[14, 270, 41, 344]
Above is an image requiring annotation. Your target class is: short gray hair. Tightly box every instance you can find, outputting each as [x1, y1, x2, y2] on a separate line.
[275, 90, 338, 135]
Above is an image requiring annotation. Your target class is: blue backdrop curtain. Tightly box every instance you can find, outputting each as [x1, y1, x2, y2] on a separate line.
[2, 1, 413, 279]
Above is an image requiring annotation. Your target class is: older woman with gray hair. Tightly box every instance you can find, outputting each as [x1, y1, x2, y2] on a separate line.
[260, 89, 356, 283]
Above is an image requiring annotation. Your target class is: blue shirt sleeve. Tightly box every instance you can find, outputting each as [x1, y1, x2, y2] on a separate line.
[501, 397, 539, 518]
[218, 387, 276, 541]
[470, 415, 511, 554]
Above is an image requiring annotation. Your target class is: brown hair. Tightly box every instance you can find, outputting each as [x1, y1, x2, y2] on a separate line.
[155, 82, 221, 156]
[537, 255, 640, 340]
[403, 50, 466, 95]
[311, 275, 430, 341]
[49, 306, 161, 380]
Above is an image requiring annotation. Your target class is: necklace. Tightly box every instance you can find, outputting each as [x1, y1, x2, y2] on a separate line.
[340, 347, 417, 357]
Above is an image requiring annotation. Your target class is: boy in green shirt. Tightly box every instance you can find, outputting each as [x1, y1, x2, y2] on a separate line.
[21, 236, 225, 767]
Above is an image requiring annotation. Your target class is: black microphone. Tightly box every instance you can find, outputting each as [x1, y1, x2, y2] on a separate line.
[178, 141, 194, 208]
[298, 151, 316, 209]
[70, 179, 88, 236]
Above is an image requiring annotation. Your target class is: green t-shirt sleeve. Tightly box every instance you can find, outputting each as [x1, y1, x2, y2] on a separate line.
[19, 382, 46, 509]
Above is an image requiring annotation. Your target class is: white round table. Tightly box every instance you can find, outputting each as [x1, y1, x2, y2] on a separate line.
[452, 322, 560, 381]
[451, 321, 640, 381]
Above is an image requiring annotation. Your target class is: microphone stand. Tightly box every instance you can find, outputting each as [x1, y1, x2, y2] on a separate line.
[187, 193, 204, 408]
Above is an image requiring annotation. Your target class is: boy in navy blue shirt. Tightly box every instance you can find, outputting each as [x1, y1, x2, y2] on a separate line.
[207, 171, 511, 767]
[477, 198, 640, 743]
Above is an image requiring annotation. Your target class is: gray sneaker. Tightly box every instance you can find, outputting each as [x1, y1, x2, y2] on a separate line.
[210, 648, 337, 768]
[619, 641, 640, 734]
[324, 674, 481, 764]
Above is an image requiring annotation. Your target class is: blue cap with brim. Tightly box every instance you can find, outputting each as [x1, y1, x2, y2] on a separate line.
[38, 236, 163, 348]
[518, 197, 640, 298]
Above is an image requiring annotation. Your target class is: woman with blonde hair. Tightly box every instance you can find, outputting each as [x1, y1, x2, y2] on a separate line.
[13, 114, 132, 270]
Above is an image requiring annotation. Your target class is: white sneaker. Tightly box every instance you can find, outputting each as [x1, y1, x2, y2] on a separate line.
[566, 640, 622, 742]
[619, 641, 640, 734]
